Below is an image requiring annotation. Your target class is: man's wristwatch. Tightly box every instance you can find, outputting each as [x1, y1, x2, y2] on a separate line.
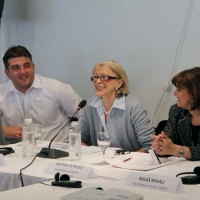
[178, 146, 184, 157]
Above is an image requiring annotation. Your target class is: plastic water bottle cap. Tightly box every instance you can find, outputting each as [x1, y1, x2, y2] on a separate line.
[25, 118, 33, 123]
[71, 121, 79, 126]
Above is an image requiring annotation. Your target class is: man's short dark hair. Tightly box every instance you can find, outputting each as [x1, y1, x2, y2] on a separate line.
[3, 45, 32, 70]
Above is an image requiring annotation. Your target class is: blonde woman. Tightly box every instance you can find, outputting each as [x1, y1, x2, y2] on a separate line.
[81, 60, 154, 152]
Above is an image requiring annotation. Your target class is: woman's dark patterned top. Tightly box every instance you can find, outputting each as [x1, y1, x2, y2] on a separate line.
[164, 104, 200, 161]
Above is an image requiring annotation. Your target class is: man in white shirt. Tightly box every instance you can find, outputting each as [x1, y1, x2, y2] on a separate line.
[0, 45, 82, 142]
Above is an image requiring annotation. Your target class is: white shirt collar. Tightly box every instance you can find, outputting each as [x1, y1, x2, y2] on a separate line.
[89, 95, 125, 133]
[89, 95, 126, 111]
[8, 74, 42, 94]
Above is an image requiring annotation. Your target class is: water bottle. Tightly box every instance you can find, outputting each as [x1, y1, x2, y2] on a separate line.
[69, 121, 81, 161]
[22, 118, 35, 158]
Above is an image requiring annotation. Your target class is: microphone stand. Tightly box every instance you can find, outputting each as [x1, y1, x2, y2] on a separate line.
[37, 109, 80, 159]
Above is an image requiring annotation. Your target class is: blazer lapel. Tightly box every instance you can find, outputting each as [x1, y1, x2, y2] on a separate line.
[177, 111, 191, 146]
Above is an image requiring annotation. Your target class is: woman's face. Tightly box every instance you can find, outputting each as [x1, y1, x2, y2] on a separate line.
[92, 66, 123, 99]
[173, 87, 193, 110]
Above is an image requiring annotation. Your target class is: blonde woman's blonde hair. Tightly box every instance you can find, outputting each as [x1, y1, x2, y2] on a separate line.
[92, 60, 130, 98]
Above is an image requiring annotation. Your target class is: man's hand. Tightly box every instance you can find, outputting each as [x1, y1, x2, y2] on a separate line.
[2, 125, 22, 138]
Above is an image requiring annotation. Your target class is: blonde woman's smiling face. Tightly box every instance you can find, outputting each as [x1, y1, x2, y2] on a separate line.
[92, 66, 122, 99]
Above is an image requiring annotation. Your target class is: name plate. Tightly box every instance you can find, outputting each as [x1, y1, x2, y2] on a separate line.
[44, 161, 96, 180]
[125, 171, 184, 193]
[0, 154, 6, 166]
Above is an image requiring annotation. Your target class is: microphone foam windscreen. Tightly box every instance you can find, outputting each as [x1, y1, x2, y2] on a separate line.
[78, 100, 87, 109]
[194, 166, 200, 176]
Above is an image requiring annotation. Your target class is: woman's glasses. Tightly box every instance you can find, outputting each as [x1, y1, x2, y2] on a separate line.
[91, 75, 118, 82]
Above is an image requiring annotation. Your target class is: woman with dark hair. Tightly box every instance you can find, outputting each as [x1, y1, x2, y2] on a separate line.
[151, 67, 200, 161]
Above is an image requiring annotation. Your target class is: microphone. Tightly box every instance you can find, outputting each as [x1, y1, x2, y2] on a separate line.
[194, 166, 200, 175]
[37, 100, 87, 159]
[77, 100, 87, 111]
[176, 166, 200, 177]
[176, 166, 200, 184]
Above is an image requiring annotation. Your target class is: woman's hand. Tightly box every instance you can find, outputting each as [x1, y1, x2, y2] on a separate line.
[151, 132, 192, 159]
[150, 131, 176, 156]
[2, 125, 22, 138]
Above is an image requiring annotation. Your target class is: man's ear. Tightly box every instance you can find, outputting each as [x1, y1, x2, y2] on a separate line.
[5, 69, 10, 79]
[32, 63, 35, 72]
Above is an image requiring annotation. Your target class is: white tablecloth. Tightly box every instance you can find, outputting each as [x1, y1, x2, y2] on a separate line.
[0, 141, 200, 200]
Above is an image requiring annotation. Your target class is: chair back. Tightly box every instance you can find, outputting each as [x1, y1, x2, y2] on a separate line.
[155, 120, 168, 135]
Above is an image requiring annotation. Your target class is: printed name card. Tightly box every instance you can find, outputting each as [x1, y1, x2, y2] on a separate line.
[0, 154, 6, 166]
[125, 171, 184, 193]
[44, 161, 96, 180]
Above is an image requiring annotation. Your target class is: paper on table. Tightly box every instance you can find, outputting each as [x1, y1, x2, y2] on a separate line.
[60, 187, 143, 200]
[94, 167, 128, 181]
[111, 152, 180, 171]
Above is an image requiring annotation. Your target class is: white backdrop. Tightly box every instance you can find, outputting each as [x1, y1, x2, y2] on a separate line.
[1, 0, 199, 127]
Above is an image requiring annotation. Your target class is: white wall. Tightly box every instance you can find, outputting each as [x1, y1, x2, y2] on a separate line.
[0, 0, 199, 126]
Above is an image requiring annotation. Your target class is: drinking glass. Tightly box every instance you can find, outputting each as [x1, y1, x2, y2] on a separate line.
[34, 124, 41, 145]
[96, 131, 111, 165]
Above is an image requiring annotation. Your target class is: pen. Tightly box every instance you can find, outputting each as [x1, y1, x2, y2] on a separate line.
[122, 157, 133, 162]
[153, 150, 161, 164]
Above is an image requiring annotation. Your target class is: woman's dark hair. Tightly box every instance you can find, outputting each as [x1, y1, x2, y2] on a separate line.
[171, 67, 200, 110]
[3, 45, 32, 70]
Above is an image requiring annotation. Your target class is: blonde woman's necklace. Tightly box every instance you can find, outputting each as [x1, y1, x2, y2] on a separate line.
[104, 107, 112, 115]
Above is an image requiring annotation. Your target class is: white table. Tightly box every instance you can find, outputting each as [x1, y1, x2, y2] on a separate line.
[0, 141, 200, 200]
